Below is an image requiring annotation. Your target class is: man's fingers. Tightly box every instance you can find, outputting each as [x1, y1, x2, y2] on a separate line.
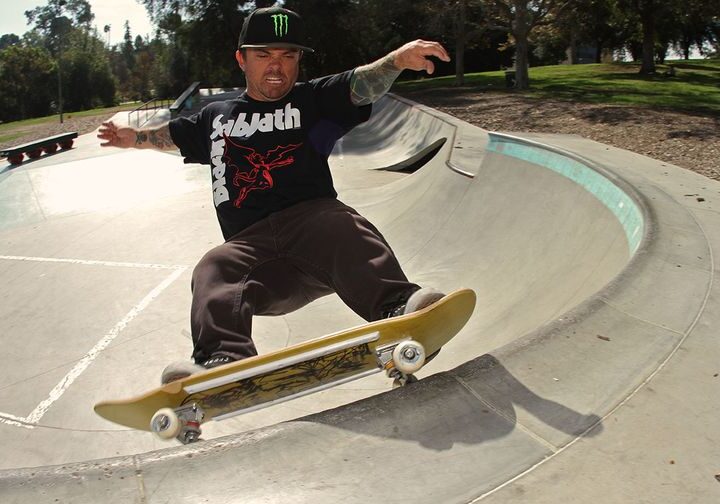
[396, 40, 451, 73]
[421, 40, 450, 62]
[97, 126, 112, 137]
[98, 134, 116, 147]
[97, 122, 118, 147]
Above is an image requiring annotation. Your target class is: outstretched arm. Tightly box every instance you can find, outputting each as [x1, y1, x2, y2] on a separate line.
[97, 121, 176, 151]
[350, 39, 451, 106]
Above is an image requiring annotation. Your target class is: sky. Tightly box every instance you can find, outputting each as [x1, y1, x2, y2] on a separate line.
[0, 0, 156, 42]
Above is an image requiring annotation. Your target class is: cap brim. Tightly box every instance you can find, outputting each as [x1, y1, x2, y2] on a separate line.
[240, 43, 314, 54]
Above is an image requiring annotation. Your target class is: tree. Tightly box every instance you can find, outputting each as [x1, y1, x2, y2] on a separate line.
[139, 0, 254, 86]
[0, 34, 21, 51]
[153, 11, 190, 97]
[122, 21, 135, 71]
[0, 44, 56, 121]
[616, 0, 680, 73]
[25, 0, 94, 121]
[483, 1, 574, 89]
[413, 0, 488, 85]
[558, 0, 624, 64]
[456, 0, 469, 84]
[282, 0, 374, 76]
[22, 0, 115, 116]
[710, 19, 720, 56]
[672, 0, 720, 59]
[25, 0, 94, 48]
[103, 24, 111, 47]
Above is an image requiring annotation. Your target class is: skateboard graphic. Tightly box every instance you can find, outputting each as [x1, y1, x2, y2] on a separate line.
[94, 288, 476, 444]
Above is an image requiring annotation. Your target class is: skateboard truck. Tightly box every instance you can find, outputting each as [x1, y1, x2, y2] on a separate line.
[376, 339, 426, 387]
[150, 403, 205, 444]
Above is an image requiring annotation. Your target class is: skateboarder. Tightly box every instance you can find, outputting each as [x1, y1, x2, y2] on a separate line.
[97, 6, 452, 384]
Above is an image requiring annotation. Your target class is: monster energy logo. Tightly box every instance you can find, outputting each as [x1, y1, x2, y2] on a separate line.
[271, 14, 289, 37]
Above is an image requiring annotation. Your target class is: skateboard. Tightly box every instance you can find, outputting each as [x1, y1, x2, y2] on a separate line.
[1, 132, 78, 165]
[94, 288, 476, 444]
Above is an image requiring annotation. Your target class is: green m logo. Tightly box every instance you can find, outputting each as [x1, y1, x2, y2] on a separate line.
[271, 14, 289, 37]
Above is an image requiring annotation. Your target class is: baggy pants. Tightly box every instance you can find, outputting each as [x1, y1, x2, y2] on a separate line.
[189, 197, 420, 363]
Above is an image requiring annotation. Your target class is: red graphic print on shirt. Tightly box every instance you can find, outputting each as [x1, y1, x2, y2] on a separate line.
[223, 134, 303, 208]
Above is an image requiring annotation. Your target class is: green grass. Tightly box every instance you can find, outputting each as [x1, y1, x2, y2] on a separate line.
[0, 132, 25, 144]
[395, 59, 720, 114]
[3, 60, 719, 138]
[0, 102, 142, 135]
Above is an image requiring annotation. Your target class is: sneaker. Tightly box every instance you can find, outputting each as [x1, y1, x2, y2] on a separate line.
[403, 287, 445, 314]
[385, 287, 445, 364]
[161, 354, 236, 385]
[384, 287, 446, 318]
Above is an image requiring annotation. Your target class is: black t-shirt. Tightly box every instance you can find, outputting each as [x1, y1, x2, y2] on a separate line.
[169, 70, 372, 239]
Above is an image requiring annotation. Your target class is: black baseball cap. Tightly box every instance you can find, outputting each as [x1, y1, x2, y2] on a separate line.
[238, 6, 314, 53]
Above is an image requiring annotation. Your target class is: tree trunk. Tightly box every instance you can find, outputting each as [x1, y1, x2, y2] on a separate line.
[639, 1, 656, 74]
[567, 28, 578, 64]
[455, 0, 466, 86]
[515, 35, 530, 89]
[513, 1, 530, 89]
[682, 36, 691, 60]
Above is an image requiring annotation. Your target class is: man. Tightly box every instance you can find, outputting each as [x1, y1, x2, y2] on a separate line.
[97, 6, 452, 384]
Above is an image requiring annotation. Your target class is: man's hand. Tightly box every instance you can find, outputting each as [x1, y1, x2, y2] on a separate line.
[392, 39, 451, 75]
[97, 121, 176, 150]
[350, 39, 451, 106]
[97, 121, 138, 148]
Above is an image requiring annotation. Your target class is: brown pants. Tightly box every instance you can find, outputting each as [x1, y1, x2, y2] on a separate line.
[189, 198, 419, 363]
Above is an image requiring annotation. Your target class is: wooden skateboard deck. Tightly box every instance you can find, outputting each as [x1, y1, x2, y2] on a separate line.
[94, 288, 476, 442]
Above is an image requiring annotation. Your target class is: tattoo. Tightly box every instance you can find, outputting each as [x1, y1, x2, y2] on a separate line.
[135, 125, 175, 151]
[350, 53, 402, 106]
[149, 126, 175, 150]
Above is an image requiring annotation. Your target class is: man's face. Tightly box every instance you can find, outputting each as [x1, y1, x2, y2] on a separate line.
[236, 48, 301, 102]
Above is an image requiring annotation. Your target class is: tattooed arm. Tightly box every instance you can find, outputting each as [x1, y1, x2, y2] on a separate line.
[350, 39, 451, 106]
[350, 54, 402, 106]
[97, 122, 176, 151]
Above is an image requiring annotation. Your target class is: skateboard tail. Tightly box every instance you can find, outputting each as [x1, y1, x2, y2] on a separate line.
[95, 391, 187, 432]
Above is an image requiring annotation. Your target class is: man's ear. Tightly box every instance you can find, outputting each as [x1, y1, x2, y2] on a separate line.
[235, 50, 245, 71]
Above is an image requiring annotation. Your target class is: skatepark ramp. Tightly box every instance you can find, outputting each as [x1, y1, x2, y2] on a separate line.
[1, 94, 718, 503]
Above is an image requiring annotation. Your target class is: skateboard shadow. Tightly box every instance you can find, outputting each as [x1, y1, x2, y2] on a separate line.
[0, 163, 14, 176]
[302, 354, 603, 452]
[0, 146, 77, 177]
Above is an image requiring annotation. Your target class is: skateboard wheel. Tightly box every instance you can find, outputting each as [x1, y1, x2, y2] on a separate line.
[392, 341, 426, 374]
[150, 408, 182, 440]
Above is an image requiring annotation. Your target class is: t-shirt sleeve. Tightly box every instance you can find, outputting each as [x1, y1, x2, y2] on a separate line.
[168, 109, 211, 165]
[310, 69, 372, 129]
